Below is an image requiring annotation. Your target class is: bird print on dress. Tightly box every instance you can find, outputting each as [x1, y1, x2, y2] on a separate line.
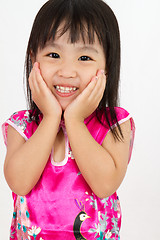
[73, 199, 90, 240]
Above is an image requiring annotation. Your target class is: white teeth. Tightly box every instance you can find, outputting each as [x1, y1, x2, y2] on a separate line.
[55, 85, 77, 93]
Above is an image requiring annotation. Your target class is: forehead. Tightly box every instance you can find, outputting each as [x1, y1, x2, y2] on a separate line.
[46, 20, 101, 45]
[45, 23, 103, 49]
[43, 31, 105, 57]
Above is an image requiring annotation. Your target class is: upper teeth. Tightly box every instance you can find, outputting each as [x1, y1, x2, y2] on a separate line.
[55, 85, 77, 93]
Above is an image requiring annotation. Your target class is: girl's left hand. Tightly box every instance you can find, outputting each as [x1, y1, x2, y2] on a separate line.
[64, 70, 106, 122]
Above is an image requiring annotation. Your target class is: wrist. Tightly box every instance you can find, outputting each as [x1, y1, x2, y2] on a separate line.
[43, 108, 62, 120]
[43, 113, 62, 125]
[64, 115, 85, 132]
[64, 111, 84, 125]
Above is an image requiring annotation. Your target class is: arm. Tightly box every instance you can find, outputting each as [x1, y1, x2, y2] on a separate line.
[65, 118, 131, 198]
[64, 70, 131, 198]
[4, 63, 62, 196]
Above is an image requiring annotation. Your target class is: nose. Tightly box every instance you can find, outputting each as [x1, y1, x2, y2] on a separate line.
[57, 61, 77, 78]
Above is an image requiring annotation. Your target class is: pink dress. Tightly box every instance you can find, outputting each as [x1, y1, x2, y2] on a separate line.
[2, 107, 135, 240]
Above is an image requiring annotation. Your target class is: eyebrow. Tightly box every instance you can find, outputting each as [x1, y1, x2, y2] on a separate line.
[77, 46, 99, 54]
[44, 42, 99, 54]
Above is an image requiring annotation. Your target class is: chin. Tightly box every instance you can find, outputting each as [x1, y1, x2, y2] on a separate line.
[60, 102, 70, 111]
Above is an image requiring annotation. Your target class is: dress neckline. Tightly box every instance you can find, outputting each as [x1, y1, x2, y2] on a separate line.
[51, 120, 69, 167]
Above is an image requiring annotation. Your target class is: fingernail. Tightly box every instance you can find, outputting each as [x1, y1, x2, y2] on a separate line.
[97, 69, 104, 76]
[91, 76, 98, 82]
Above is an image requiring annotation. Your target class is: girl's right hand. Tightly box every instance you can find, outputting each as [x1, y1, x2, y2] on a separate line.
[29, 62, 62, 119]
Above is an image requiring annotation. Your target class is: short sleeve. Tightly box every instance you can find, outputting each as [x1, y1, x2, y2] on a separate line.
[2, 110, 36, 146]
[85, 107, 135, 163]
[111, 107, 135, 163]
[101, 107, 135, 163]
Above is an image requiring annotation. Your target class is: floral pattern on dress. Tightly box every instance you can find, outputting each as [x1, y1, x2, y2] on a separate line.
[86, 193, 120, 239]
[10, 111, 33, 134]
[10, 226, 16, 239]
[28, 226, 41, 239]
[68, 147, 75, 159]
[10, 195, 44, 240]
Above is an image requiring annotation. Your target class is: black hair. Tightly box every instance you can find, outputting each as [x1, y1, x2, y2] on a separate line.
[25, 0, 123, 141]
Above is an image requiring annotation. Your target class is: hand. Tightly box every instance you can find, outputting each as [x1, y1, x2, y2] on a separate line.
[29, 62, 62, 119]
[64, 70, 106, 123]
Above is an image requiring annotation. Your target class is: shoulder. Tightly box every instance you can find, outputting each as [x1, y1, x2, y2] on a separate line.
[104, 107, 131, 125]
[85, 107, 134, 141]
[101, 107, 135, 138]
[113, 107, 135, 138]
[114, 106, 132, 123]
[85, 107, 133, 124]
[85, 107, 135, 163]
[102, 107, 135, 163]
[2, 110, 40, 145]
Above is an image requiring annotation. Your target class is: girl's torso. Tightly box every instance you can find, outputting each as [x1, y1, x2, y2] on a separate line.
[2, 107, 135, 240]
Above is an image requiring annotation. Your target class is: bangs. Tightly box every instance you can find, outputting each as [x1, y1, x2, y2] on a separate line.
[31, 0, 105, 52]
[48, 18, 98, 45]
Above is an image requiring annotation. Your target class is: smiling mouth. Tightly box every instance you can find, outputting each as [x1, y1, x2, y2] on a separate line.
[54, 85, 78, 94]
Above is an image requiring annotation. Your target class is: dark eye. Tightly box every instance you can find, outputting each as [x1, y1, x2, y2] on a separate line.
[48, 53, 60, 58]
[79, 56, 92, 61]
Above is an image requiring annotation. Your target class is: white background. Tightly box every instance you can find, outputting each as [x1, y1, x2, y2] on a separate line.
[0, 0, 160, 239]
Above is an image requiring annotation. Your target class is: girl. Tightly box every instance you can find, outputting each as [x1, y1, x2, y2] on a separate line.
[2, 0, 135, 239]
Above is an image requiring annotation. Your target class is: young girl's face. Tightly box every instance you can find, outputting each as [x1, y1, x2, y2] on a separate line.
[34, 26, 106, 110]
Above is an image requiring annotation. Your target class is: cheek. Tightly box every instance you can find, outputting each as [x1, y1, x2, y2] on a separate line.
[81, 75, 92, 89]
[80, 68, 99, 91]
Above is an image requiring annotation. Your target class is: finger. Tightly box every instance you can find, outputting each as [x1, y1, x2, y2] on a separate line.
[34, 63, 49, 92]
[95, 70, 106, 90]
[79, 76, 97, 99]
[28, 67, 39, 94]
[94, 78, 106, 104]
[89, 70, 106, 101]
[30, 62, 48, 100]
[28, 69, 34, 92]
[31, 69, 41, 98]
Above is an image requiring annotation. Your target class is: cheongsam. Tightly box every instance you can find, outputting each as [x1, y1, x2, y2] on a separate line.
[2, 107, 135, 240]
